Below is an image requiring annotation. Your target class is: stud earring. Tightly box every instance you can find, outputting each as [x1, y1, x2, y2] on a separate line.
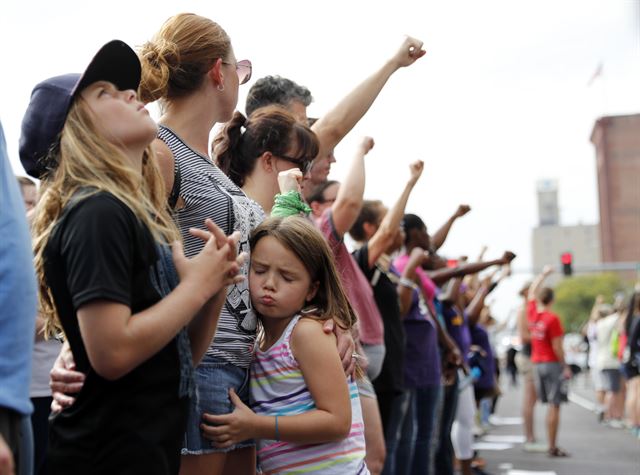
[217, 84, 224, 91]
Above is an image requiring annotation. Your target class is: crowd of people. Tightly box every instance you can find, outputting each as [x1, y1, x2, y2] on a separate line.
[2, 11, 636, 475]
[513, 268, 640, 460]
[582, 287, 640, 435]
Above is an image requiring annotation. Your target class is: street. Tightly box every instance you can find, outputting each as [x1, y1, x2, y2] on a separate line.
[477, 372, 640, 475]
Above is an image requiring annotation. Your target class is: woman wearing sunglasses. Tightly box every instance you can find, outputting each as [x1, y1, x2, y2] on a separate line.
[213, 105, 318, 215]
[137, 13, 261, 475]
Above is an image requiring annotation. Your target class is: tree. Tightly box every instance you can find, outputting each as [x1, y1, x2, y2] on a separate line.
[553, 273, 627, 332]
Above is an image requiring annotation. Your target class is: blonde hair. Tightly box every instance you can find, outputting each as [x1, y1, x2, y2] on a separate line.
[32, 98, 179, 338]
[138, 13, 231, 103]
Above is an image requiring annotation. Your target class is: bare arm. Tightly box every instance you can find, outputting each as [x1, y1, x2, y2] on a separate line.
[331, 137, 374, 237]
[78, 235, 237, 381]
[152, 138, 175, 199]
[366, 160, 424, 267]
[464, 245, 487, 291]
[398, 247, 427, 315]
[551, 336, 566, 366]
[517, 305, 531, 343]
[527, 265, 553, 302]
[430, 204, 470, 251]
[311, 36, 425, 160]
[466, 283, 490, 326]
[429, 251, 515, 287]
[438, 276, 463, 304]
[34, 315, 47, 342]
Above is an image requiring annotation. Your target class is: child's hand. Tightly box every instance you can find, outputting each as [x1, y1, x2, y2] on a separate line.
[200, 389, 256, 449]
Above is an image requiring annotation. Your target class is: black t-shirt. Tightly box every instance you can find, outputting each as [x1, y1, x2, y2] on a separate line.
[352, 244, 405, 393]
[43, 192, 188, 475]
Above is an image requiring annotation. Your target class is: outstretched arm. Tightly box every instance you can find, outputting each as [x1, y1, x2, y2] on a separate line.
[366, 160, 424, 267]
[429, 251, 515, 287]
[430, 204, 471, 251]
[398, 247, 428, 315]
[527, 265, 553, 303]
[331, 137, 374, 237]
[311, 36, 425, 160]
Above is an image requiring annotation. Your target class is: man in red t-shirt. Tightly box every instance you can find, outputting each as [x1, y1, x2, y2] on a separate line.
[527, 265, 572, 457]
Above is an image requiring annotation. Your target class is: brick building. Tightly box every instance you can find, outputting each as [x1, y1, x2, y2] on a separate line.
[590, 114, 640, 274]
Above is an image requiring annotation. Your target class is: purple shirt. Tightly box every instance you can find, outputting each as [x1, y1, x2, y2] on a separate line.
[470, 324, 495, 390]
[403, 289, 441, 388]
[440, 302, 471, 363]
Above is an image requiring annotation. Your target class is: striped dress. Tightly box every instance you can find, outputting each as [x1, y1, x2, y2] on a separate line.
[251, 315, 369, 474]
[157, 125, 265, 368]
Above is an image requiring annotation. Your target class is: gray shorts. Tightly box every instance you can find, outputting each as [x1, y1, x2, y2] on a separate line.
[534, 362, 568, 405]
[600, 368, 622, 393]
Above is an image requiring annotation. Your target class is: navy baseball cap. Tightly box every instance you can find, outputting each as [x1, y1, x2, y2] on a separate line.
[19, 40, 141, 179]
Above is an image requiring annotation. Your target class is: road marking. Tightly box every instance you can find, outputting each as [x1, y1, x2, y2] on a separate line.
[506, 471, 557, 475]
[482, 434, 527, 444]
[568, 392, 597, 412]
[489, 415, 524, 425]
[472, 441, 514, 450]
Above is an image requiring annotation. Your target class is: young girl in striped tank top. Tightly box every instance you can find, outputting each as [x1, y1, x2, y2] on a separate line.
[206, 216, 369, 474]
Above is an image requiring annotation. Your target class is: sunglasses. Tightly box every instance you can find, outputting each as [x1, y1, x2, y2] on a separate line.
[275, 154, 314, 175]
[222, 59, 252, 85]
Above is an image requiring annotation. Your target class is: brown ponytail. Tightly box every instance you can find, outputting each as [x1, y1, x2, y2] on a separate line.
[214, 111, 250, 186]
[212, 105, 320, 187]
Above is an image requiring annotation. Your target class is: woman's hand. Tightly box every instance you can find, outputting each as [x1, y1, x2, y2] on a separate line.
[408, 160, 424, 187]
[50, 342, 85, 413]
[322, 319, 357, 376]
[200, 389, 257, 449]
[389, 35, 426, 69]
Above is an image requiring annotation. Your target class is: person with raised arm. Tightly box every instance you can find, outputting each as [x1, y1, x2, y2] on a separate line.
[244, 36, 425, 197]
[348, 160, 424, 473]
[527, 265, 571, 457]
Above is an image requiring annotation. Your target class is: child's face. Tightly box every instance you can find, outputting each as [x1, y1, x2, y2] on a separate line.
[249, 236, 318, 320]
[80, 81, 157, 151]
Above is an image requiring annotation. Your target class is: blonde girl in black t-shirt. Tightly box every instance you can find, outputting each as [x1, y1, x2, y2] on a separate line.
[23, 41, 243, 475]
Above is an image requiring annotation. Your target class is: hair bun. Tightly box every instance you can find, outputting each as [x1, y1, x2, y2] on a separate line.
[138, 38, 179, 103]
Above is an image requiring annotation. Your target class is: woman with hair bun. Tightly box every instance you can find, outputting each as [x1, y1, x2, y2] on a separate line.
[139, 13, 261, 475]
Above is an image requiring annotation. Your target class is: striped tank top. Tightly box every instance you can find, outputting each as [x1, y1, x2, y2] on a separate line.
[251, 315, 369, 475]
[157, 125, 265, 368]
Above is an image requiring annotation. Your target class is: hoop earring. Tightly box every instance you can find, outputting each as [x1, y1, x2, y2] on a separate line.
[217, 84, 224, 91]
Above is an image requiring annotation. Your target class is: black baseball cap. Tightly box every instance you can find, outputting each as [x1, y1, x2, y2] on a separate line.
[19, 40, 141, 179]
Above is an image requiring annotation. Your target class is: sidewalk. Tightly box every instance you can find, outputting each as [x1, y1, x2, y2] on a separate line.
[475, 372, 640, 475]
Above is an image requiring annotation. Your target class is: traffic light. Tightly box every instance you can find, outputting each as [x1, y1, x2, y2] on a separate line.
[561, 252, 573, 276]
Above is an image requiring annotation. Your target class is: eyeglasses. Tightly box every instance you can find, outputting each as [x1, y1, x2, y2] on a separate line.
[222, 59, 252, 85]
[275, 154, 313, 175]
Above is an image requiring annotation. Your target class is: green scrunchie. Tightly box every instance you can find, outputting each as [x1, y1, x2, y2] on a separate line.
[271, 190, 312, 217]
